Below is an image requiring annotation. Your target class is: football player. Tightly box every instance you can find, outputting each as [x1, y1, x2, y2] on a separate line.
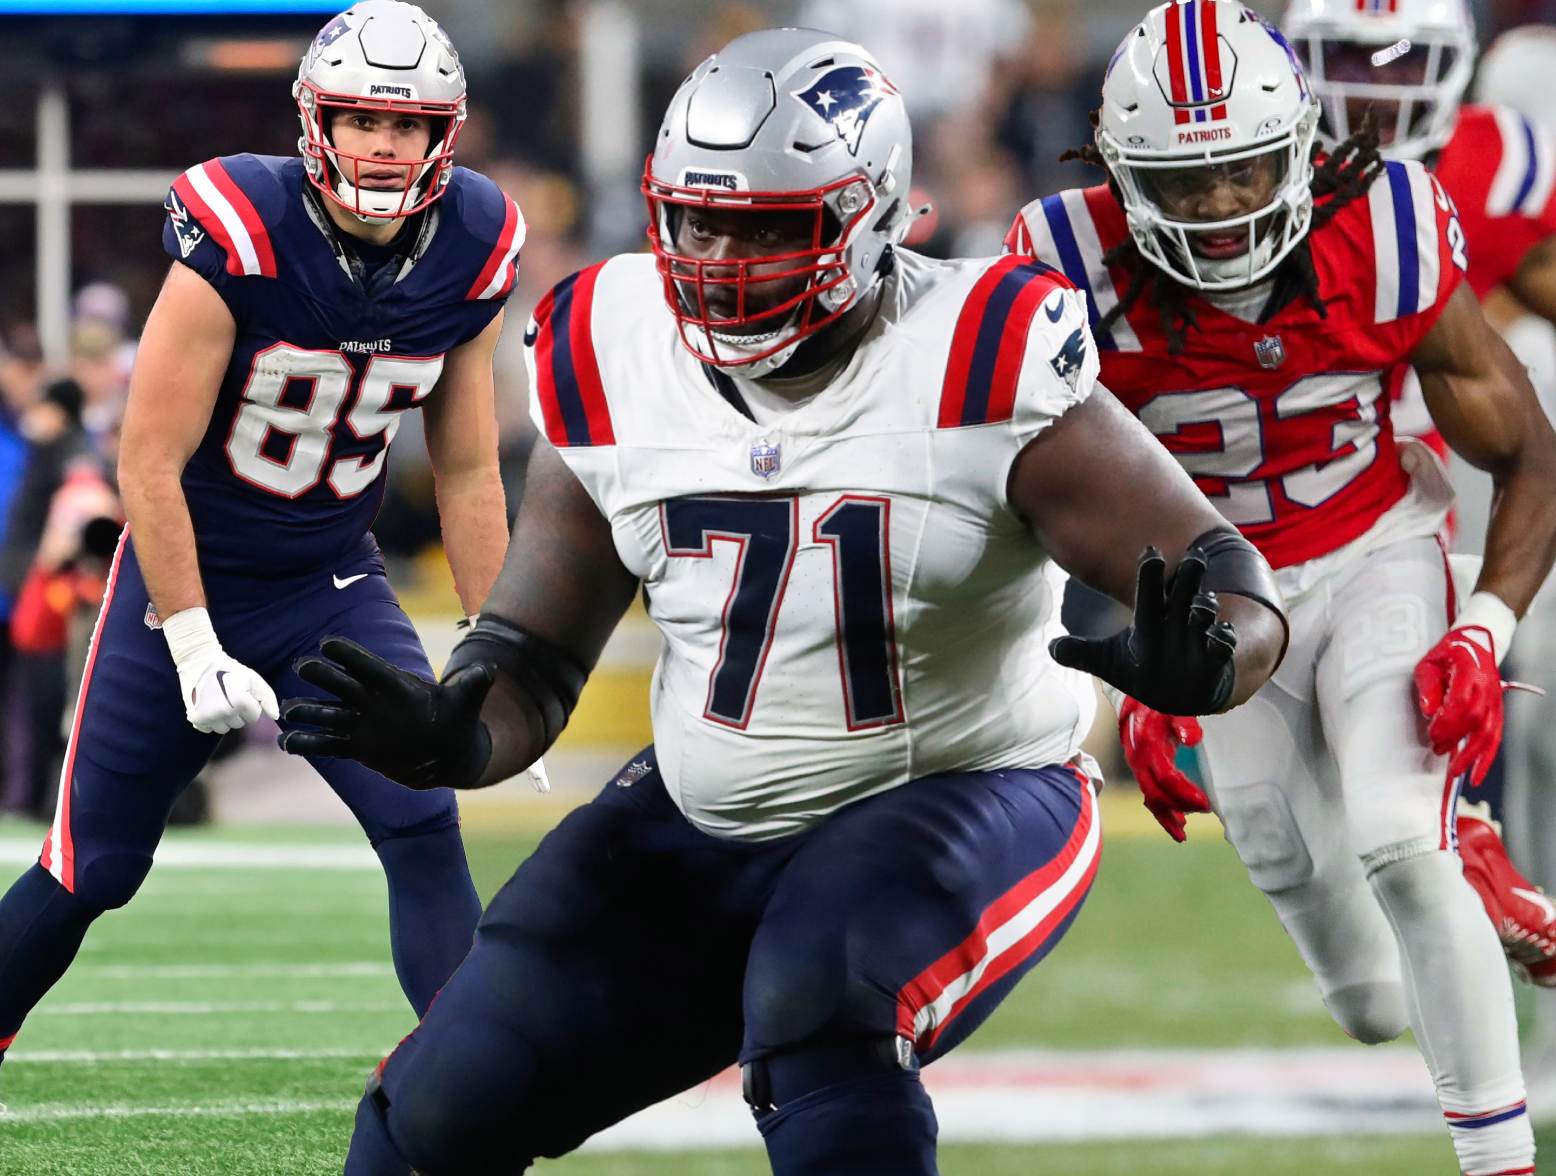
[0, 0, 526, 1082]
[1282, 0, 1556, 994]
[1007, 3, 1556, 1173]
[278, 27, 1289, 1175]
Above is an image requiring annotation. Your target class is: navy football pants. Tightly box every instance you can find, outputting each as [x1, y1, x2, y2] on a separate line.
[0, 531, 478, 1039]
[353, 748, 1100, 1173]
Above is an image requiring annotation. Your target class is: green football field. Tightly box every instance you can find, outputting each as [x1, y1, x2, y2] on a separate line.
[0, 810, 1546, 1175]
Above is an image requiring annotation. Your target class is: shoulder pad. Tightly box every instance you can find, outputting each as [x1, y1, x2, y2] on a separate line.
[445, 168, 526, 301]
[166, 155, 289, 279]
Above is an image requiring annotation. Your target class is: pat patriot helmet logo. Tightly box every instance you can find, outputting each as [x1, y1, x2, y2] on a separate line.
[794, 65, 899, 156]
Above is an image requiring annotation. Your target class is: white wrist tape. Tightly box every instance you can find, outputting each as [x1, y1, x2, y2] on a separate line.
[1101, 683, 1127, 714]
[1455, 591, 1518, 666]
[161, 606, 222, 670]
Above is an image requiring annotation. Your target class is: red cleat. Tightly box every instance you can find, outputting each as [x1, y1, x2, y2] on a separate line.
[1458, 801, 1556, 988]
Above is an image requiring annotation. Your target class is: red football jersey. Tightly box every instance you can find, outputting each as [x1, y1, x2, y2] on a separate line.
[1007, 160, 1466, 569]
[1436, 104, 1556, 300]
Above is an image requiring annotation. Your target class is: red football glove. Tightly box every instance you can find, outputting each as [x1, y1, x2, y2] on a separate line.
[1413, 625, 1502, 787]
[1118, 696, 1211, 843]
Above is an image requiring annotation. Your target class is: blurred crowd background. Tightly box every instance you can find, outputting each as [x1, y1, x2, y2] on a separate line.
[0, 0, 1542, 820]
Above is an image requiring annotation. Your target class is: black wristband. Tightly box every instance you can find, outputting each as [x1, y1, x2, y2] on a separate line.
[444, 614, 588, 749]
[1190, 526, 1289, 662]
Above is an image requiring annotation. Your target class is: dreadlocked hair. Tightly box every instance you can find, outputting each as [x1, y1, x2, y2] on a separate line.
[1058, 110, 1384, 355]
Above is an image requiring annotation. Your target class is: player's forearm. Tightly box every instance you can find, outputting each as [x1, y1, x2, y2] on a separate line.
[433, 464, 509, 615]
[118, 462, 206, 617]
[1217, 594, 1286, 709]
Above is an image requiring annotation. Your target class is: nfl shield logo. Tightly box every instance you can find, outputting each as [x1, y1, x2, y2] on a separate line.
[750, 438, 781, 479]
[1254, 335, 1286, 370]
[143, 602, 162, 630]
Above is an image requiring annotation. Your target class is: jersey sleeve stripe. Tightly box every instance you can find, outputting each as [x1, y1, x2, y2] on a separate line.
[466, 195, 527, 301]
[1370, 161, 1438, 321]
[940, 260, 1059, 428]
[534, 264, 613, 447]
[190, 161, 276, 278]
[1488, 107, 1533, 217]
[939, 256, 1020, 428]
[1044, 191, 1140, 352]
[984, 272, 1061, 424]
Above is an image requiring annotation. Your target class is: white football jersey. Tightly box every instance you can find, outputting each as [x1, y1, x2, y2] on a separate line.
[525, 249, 1099, 840]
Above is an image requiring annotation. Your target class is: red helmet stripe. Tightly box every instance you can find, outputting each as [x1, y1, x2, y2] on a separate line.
[1200, 0, 1228, 119]
[1165, 1, 1191, 124]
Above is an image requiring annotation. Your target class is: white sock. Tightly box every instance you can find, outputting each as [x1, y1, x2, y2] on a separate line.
[1367, 851, 1534, 1176]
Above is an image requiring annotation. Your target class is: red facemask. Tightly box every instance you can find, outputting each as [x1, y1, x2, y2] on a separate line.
[297, 80, 465, 221]
[643, 160, 877, 367]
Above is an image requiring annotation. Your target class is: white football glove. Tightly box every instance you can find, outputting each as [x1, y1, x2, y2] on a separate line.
[162, 607, 279, 735]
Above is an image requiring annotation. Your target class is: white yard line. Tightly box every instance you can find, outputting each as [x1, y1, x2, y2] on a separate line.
[12, 1047, 383, 1063]
[3, 1099, 357, 1123]
[0, 838, 379, 871]
[34, 1000, 401, 1015]
[0, 1047, 1449, 1146]
[72, 962, 394, 980]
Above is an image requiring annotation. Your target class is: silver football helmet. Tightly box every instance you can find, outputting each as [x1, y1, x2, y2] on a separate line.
[644, 27, 916, 375]
[294, 1, 467, 223]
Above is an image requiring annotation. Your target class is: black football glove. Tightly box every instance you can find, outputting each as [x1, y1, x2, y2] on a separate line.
[1049, 545, 1238, 716]
[278, 637, 495, 790]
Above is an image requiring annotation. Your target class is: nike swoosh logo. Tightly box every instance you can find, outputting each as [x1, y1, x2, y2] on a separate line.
[1513, 887, 1556, 925]
[1043, 292, 1067, 323]
[215, 670, 232, 706]
[333, 573, 369, 589]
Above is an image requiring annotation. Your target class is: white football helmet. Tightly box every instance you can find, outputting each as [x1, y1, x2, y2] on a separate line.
[644, 28, 916, 375]
[1282, 0, 1474, 159]
[1097, 0, 1320, 291]
[1476, 25, 1556, 126]
[294, 1, 467, 223]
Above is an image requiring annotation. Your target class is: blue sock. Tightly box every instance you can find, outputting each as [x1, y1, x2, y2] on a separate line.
[0, 864, 100, 1044]
[373, 825, 481, 1016]
[757, 1071, 939, 1175]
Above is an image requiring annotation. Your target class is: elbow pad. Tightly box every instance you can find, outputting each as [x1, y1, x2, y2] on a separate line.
[1190, 527, 1290, 665]
[444, 613, 589, 749]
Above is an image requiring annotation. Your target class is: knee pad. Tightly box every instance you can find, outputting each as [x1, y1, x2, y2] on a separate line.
[72, 851, 154, 911]
[1218, 781, 1314, 893]
[1321, 980, 1408, 1045]
[743, 1036, 916, 1113]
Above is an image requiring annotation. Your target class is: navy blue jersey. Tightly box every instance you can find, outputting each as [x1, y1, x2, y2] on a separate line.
[162, 154, 522, 577]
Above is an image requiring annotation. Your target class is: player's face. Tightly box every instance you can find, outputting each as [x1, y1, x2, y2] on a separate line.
[1140, 153, 1284, 258]
[1320, 39, 1436, 147]
[327, 110, 435, 190]
[671, 206, 819, 336]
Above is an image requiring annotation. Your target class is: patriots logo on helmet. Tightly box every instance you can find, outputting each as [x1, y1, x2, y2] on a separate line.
[1049, 326, 1088, 390]
[165, 190, 205, 259]
[795, 66, 898, 156]
[314, 14, 352, 50]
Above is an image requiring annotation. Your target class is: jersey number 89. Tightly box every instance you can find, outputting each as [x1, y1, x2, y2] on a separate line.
[226, 343, 445, 499]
